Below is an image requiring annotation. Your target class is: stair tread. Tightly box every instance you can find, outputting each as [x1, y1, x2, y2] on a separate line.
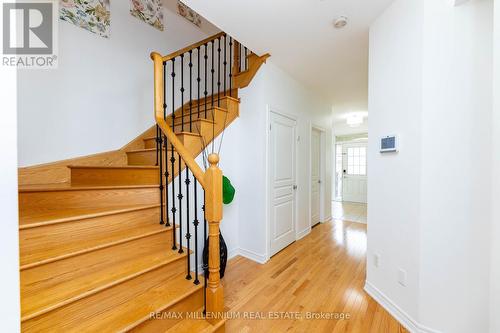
[20, 221, 171, 269]
[19, 183, 158, 192]
[21, 232, 185, 321]
[22, 267, 203, 332]
[20, 204, 160, 228]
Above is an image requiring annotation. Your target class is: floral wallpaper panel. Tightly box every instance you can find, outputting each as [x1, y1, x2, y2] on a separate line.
[177, 1, 201, 28]
[130, 0, 164, 31]
[60, 0, 110, 38]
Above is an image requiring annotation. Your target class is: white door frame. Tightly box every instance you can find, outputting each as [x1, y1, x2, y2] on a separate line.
[265, 106, 298, 260]
[310, 124, 326, 228]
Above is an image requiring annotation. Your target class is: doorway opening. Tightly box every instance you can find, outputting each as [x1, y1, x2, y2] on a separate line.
[333, 133, 368, 224]
[311, 126, 326, 228]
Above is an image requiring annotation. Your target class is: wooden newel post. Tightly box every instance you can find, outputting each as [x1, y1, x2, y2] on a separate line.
[204, 153, 224, 324]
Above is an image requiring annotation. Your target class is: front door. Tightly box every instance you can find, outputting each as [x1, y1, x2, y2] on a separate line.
[269, 111, 297, 256]
[342, 144, 367, 203]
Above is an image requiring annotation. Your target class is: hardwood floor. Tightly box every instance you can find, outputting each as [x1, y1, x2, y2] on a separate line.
[222, 220, 408, 333]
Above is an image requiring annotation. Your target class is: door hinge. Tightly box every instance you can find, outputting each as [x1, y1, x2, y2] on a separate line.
[269, 124, 272, 131]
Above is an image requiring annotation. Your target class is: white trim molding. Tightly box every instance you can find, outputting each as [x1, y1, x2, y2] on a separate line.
[364, 281, 442, 333]
[296, 227, 311, 241]
[227, 248, 239, 260]
[238, 248, 269, 264]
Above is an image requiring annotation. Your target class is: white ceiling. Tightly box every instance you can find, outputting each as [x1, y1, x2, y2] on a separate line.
[181, 0, 393, 134]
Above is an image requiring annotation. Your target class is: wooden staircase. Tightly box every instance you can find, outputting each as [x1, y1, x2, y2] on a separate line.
[18, 32, 268, 332]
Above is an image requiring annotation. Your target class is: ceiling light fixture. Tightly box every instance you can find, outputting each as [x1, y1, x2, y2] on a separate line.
[334, 16, 348, 29]
[346, 114, 363, 128]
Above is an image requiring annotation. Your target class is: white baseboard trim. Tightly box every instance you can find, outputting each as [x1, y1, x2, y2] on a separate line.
[227, 248, 239, 260]
[237, 248, 268, 264]
[322, 215, 332, 223]
[296, 227, 311, 240]
[364, 282, 441, 333]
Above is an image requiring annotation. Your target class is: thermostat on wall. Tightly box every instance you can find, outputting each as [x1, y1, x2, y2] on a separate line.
[380, 135, 398, 153]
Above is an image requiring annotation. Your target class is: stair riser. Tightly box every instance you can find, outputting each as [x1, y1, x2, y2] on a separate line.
[129, 288, 204, 332]
[127, 151, 188, 173]
[178, 98, 230, 114]
[19, 187, 159, 213]
[21, 261, 190, 332]
[20, 207, 164, 267]
[174, 108, 228, 126]
[126, 151, 200, 185]
[70, 167, 159, 186]
[21, 231, 180, 320]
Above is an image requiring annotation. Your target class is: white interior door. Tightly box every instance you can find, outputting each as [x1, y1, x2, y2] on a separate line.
[311, 128, 321, 226]
[269, 111, 297, 256]
[342, 144, 367, 203]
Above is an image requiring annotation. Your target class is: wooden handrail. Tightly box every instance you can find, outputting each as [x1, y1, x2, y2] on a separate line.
[151, 52, 206, 187]
[162, 32, 226, 62]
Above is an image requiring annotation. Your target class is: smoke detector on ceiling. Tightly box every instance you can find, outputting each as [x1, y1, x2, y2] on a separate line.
[334, 16, 348, 29]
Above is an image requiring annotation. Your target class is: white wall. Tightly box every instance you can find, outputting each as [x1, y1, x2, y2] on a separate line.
[368, 0, 494, 332]
[367, 0, 423, 321]
[18, 1, 209, 167]
[491, 1, 500, 332]
[236, 61, 333, 262]
[0, 65, 20, 331]
[419, 1, 493, 332]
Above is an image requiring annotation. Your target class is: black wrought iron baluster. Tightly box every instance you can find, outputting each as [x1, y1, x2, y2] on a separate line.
[178, 153, 184, 254]
[244, 46, 248, 71]
[211, 40, 215, 107]
[158, 133, 164, 225]
[157, 61, 166, 225]
[171, 58, 177, 250]
[185, 165, 191, 279]
[180, 54, 185, 132]
[163, 62, 170, 227]
[223, 35, 227, 97]
[193, 178, 200, 285]
[164, 135, 170, 227]
[217, 37, 221, 107]
[189, 50, 193, 132]
[229, 37, 233, 98]
[155, 125, 159, 166]
[238, 43, 241, 73]
[204, 44, 208, 118]
[197, 47, 201, 118]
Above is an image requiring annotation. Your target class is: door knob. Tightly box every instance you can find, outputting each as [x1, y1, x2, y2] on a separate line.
[318, 180, 321, 184]
[293, 185, 297, 190]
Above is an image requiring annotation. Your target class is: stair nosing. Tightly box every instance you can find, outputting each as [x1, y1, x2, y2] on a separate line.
[20, 227, 172, 271]
[68, 165, 159, 170]
[127, 148, 159, 154]
[178, 95, 238, 108]
[20, 204, 161, 230]
[176, 105, 228, 114]
[120, 280, 204, 332]
[21, 250, 188, 322]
